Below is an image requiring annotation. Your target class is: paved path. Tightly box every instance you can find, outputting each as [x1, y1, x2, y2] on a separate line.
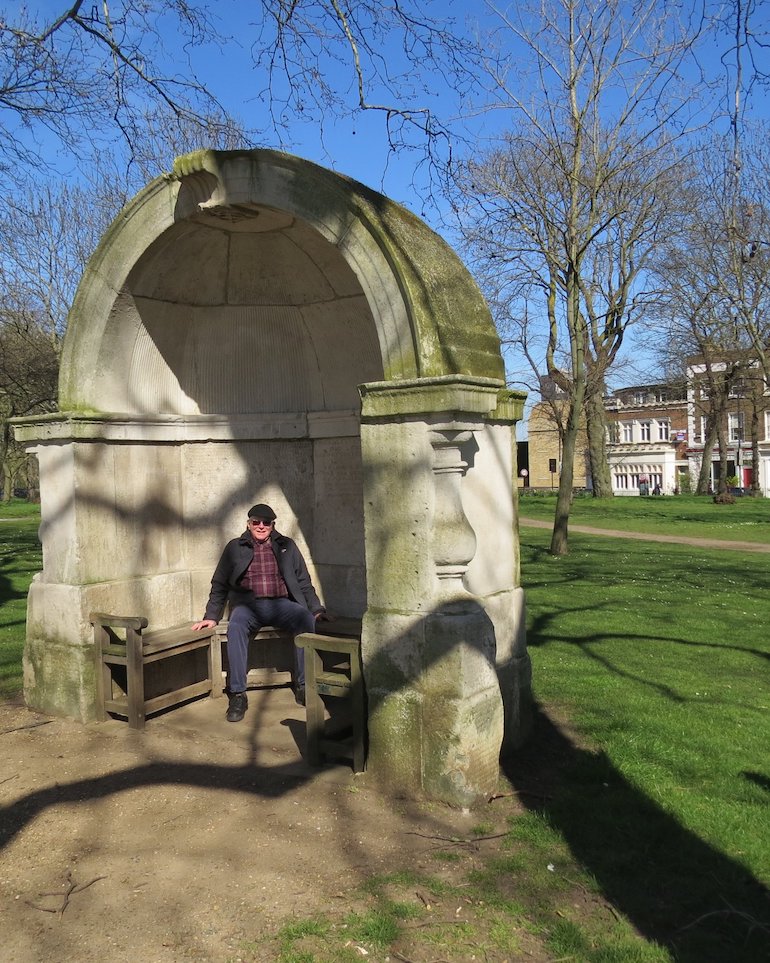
[519, 516, 770, 553]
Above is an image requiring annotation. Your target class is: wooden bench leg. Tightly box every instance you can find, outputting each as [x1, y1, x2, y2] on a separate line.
[126, 625, 146, 730]
[208, 634, 223, 698]
[304, 646, 324, 766]
[349, 650, 366, 774]
[93, 623, 108, 723]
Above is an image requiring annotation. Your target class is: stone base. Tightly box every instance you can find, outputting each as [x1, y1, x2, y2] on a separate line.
[363, 603, 508, 807]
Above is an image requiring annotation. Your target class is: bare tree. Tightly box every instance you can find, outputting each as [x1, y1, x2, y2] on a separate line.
[0, 178, 99, 497]
[0, 309, 59, 500]
[0, 2, 482, 194]
[0, 180, 105, 345]
[649, 133, 770, 495]
[452, 0, 703, 554]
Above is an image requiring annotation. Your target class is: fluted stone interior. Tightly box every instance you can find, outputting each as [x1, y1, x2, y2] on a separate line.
[99, 209, 383, 416]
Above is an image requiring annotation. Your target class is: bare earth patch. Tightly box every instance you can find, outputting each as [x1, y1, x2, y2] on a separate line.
[1, 690, 562, 963]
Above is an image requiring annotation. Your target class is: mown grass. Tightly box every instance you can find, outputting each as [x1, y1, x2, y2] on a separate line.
[0, 498, 42, 519]
[517, 526, 770, 962]
[518, 491, 770, 543]
[0, 510, 40, 698]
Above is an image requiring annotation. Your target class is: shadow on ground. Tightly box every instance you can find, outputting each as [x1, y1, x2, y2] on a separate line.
[502, 702, 770, 962]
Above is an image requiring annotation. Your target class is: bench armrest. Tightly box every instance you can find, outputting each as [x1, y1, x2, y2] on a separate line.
[90, 612, 149, 631]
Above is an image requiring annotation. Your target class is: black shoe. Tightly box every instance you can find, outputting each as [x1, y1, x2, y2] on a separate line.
[294, 686, 306, 707]
[226, 692, 248, 722]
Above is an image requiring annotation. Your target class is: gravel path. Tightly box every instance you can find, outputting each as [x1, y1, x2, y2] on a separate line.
[519, 516, 770, 553]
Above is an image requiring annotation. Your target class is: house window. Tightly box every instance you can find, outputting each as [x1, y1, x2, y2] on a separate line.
[615, 473, 628, 490]
[729, 412, 745, 443]
[607, 423, 619, 444]
[657, 420, 670, 441]
[621, 422, 633, 443]
[640, 421, 651, 441]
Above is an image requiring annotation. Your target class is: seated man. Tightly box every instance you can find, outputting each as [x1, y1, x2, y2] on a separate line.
[192, 503, 327, 722]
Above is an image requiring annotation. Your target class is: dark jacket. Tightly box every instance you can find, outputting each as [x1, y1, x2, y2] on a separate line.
[202, 529, 323, 623]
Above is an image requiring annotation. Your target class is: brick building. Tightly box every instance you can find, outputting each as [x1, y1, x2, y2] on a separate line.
[604, 383, 689, 494]
[526, 397, 590, 490]
[525, 365, 770, 496]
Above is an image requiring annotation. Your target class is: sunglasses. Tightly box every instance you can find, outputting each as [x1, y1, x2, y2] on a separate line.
[248, 518, 273, 527]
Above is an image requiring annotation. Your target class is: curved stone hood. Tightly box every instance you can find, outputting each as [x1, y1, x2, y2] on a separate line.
[60, 149, 505, 418]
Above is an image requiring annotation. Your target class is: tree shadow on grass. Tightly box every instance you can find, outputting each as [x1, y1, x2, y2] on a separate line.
[502, 703, 770, 963]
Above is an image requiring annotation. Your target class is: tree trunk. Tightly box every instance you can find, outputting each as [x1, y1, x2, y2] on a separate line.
[715, 421, 730, 494]
[550, 391, 584, 556]
[584, 387, 613, 497]
[2, 461, 12, 503]
[751, 402, 761, 494]
[696, 420, 717, 494]
[1, 422, 12, 503]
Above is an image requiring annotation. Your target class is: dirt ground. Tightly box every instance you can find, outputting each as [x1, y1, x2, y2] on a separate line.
[0, 682, 528, 963]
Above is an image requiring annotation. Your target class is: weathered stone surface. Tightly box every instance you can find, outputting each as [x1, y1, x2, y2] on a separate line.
[13, 149, 530, 804]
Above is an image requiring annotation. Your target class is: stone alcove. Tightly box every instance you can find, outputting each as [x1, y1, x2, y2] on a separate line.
[14, 149, 530, 806]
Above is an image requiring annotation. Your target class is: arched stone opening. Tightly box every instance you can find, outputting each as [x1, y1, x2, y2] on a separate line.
[14, 150, 530, 805]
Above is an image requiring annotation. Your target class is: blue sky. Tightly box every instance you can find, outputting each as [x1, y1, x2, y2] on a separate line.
[20, 1, 770, 428]
[24, 0, 485, 225]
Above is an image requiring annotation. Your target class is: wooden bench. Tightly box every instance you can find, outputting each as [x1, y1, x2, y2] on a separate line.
[91, 613, 223, 730]
[91, 613, 303, 729]
[296, 619, 365, 772]
[91, 612, 365, 754]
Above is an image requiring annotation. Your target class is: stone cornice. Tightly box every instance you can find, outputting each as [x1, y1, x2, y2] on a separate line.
[11, 410, 361, 443]
[359, 376, 524, 422]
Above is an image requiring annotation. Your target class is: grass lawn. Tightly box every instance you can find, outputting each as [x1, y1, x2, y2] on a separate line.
[1, 505, 768, 961]
[0, 505, 40, 699]
[518, 491, 770, 543]
[516, 525, 770, 962]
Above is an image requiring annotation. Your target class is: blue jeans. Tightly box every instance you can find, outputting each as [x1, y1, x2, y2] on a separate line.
[226, 598, 315, 693]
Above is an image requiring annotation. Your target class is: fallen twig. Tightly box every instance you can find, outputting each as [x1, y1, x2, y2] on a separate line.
[1, 720, 53, 735]
[25, 871, 107, 917]
[404, 831, 507, 844]
[488, 788, 551, 802]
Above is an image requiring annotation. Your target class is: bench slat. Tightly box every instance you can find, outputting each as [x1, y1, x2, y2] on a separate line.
[315, 670, 352, 690]
[142, 625, 213, 649]
[144, 680, 213, 714]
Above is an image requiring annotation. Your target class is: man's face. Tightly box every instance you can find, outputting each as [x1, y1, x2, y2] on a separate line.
[248, 518, 274, 542]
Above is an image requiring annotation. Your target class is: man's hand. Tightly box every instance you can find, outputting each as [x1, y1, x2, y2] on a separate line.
[192, 619, 217, 631]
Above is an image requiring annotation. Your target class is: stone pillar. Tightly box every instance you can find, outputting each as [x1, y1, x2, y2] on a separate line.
[359, 376, 528, 806]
